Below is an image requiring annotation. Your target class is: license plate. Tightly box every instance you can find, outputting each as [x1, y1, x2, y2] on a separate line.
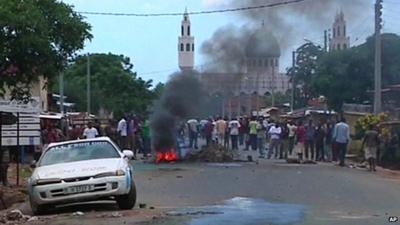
[65, 185, 94, 194]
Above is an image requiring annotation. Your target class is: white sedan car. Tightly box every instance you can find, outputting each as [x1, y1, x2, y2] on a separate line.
[28, 137, 136, 215]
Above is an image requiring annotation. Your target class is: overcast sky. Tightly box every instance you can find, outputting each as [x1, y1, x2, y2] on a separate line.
[63, 0, 400, 86]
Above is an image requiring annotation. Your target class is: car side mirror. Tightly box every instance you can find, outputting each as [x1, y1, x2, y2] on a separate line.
[30, 160, 37, 169]
[122, 150, 134, 160]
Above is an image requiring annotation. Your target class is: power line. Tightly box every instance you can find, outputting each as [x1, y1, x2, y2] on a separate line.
[77, 0, 307, 17]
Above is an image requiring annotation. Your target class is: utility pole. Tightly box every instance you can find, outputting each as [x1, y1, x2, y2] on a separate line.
[271, 60, 276, 107]
[374, 0, 383, 114]
[291, 51, 296, 112]
[87, 54, 91, 115]
[59, 72, 64, 115]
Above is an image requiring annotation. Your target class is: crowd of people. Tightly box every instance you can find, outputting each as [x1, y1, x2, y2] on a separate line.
[40, 115, 151, 160]
[183, 116, 355, 167]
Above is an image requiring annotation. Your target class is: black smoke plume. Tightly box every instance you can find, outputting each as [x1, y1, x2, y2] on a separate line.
[150, 71, 206, 151]
[201, 0, 372, 71]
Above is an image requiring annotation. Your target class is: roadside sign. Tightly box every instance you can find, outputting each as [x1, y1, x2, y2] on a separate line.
[0, 97, 41, 146]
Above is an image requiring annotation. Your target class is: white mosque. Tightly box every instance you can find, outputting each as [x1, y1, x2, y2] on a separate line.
[177, 9, 349, 117]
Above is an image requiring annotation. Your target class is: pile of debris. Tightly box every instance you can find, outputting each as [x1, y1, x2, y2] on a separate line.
[185, 144, 234, 162]
[0, 209, 38, 224]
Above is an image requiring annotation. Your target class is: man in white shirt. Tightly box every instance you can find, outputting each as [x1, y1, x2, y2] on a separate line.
[229, 118, 241, 150]
[117, 117, 128, 149]
[83, 122, 99, 139]
[268, 124, 282, 159]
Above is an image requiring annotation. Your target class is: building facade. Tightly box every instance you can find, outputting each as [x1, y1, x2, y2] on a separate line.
[329, 10, 350, 51]
[178, 12, 290, 117]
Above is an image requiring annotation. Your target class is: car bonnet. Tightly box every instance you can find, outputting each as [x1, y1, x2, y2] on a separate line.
[34, 158, 125, 180]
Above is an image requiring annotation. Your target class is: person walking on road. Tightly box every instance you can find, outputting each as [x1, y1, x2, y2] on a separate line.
[215, 117, 227, 145]
[239, 117, 245, 146]
[333, 118, 350, 167]
[268, 123, 282, 159]
[256, 119, 266, 158]
[280, 121, 290, 159]
[204, 118, 214, 146]
[325, 121, 334, 162]
[229, 118, 241, 150]
[362, 125, 379, 172]
[315, 122, 326, 161]
[304, 120, 316, 160]
[117, 117, 128, 149]
[295, 121, 306, 161]
[249, 117, 258, 151]
[187, 119, 199, 149]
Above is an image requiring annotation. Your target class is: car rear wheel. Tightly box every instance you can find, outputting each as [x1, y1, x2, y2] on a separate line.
[30, 197, 51, 215]
[116, 179, 137, 210]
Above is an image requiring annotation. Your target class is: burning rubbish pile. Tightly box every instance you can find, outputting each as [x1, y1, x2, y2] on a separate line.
[150, 71, 206, 163]
[185, 144, 234, 163]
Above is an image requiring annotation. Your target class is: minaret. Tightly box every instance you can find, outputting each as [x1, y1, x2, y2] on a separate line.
[178, 8, 194, 71]
[329, 10, 350, 51]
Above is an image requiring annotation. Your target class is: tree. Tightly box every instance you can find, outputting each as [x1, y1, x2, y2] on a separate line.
[311, 33, 400, 110]
[55, 53, 154, 118]
[152, 82, 165, 99]
[0, 0, 92, 100]
[312, 48, 372, 110]
[287, 42, 324, 108]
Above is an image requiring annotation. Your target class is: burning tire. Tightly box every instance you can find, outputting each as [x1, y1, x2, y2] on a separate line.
[116, 179, 137, 210]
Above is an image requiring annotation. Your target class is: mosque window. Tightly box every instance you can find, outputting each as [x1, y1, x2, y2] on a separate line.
[192, 43, 194, 51]
[333, 28, 336, 38]
[343, 25, 346, 36]
[180, 43, 184, 51]
[337, 26, 341, 36]
[270, 59, 274, 67]
[275, 59, 278, 67]
[343, 43, 347, 49]
[181, 26, 184, 36]
[264, 59, 269, 67]
[188, 26, 191, 36]
[258, 59, 262, 67]
[186, 43, 190, 51]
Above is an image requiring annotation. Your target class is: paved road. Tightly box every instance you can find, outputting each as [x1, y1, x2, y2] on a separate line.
[22, 151, 400, 225]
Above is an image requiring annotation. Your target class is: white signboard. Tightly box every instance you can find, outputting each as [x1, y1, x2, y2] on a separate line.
[0, 97, 42, 146]
[0, 97, 41, 113]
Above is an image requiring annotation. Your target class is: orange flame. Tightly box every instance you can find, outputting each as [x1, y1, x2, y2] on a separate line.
[156, 149, 178, 163]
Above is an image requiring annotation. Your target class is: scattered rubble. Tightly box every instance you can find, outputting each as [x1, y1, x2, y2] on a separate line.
[0, 209, 33, 224]
[111, 212, 123, 218]
[286, 158, 317, 164]
[72, 211, 85, 216]
[139, 203, 147, 209]
[185, 144, 234, 162]
[6, 209, 24, 221]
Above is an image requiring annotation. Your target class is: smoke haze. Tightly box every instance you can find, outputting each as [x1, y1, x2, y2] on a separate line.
[201, 0, 373, 72]
[150, 71, 206, 151]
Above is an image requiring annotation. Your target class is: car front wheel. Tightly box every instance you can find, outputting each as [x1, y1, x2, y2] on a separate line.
[30, 197, 51, 215]
[116, 179, 137, 210]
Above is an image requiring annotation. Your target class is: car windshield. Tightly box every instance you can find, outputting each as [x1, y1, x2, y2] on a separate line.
[39, 141, 120, 166]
